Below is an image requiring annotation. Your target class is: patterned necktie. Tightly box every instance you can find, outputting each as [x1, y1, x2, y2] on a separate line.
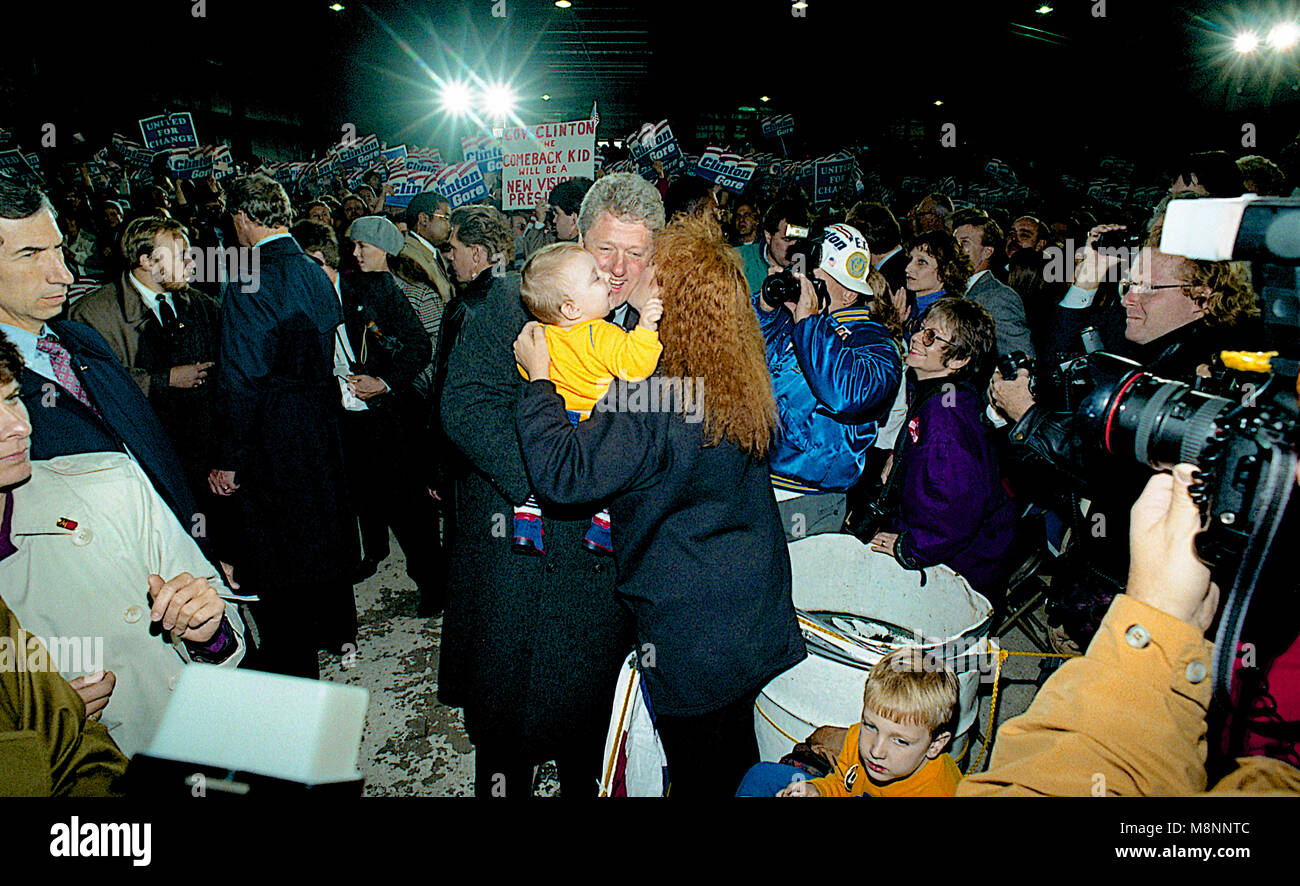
[35, 334, 100, 416]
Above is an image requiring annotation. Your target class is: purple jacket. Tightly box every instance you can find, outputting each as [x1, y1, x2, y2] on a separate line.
[892, 378, 1016, 597]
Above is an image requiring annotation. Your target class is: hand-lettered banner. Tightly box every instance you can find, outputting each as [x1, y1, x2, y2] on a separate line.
[499, 119, 596, 211]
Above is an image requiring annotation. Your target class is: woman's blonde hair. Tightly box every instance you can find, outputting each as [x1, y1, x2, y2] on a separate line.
[655, 215, 778, 456]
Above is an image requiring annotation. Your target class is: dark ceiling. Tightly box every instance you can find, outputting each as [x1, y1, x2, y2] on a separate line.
[4, 0, 1300, 163]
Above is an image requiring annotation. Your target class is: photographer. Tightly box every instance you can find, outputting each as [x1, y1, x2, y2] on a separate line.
[744, 196, 811, 295]
[755, 223, 903, 538]
[960, 464, 1300, 796]
[989, 222, 1260, 648]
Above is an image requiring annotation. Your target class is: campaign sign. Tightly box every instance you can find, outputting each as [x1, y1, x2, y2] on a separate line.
[627, 120, 685, 177]
[760, 114, 794, 138]
[385, 169, 438, 208]
[138, 112, 199, 151]
[337, 134, 381, 172]
[112, 134, 158, 169]
[209, 144, 234, 180]
[434, 160, 489, 208]
[500, 119, 596, 211]
[694, 146, 757, 194]
[461, 135, 503, 177]
[381, 145, 408, 165]
[813, 152, 855, 204]
[0, 150, 38, 181]
[165, 147, 212, 180]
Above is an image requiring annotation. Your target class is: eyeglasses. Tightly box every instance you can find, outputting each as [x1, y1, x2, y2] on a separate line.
[914, 326, 953, 347]
[1118, 280, 1187, 299]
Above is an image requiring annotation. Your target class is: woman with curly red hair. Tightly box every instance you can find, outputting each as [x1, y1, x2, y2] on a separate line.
[513, 215, 804, 797]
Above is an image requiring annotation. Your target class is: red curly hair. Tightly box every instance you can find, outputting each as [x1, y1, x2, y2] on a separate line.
[654, 216, 778, 456]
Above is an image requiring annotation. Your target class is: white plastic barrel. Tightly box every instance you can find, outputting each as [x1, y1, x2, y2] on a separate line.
[755, 534, 993, 765]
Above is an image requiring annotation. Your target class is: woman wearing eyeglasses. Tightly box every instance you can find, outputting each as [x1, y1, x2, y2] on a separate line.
[868, 296, 1017, 601]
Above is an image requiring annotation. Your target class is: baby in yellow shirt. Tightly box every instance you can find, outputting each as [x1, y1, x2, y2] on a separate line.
[514, 241, 663, 554]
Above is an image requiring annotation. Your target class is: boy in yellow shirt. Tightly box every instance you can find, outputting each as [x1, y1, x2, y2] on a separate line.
[737, 647, 963, 797]
[514, 241, 663, 554]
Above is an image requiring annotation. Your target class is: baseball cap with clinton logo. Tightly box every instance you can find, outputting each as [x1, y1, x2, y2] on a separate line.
[819, 223, 874, 295]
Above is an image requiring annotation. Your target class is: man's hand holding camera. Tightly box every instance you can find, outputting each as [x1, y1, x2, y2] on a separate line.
[788, 270, 822, 324]
[1127, 464, 1219, 631]
[989, 367, 1034, 422]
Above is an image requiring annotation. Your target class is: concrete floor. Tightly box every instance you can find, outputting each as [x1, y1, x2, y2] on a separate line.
[322, 534, 1054, 795]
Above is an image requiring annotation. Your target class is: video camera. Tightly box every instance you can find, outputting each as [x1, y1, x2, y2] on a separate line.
[760, 225, 832, 312]
[1065, 197, 1300, 696]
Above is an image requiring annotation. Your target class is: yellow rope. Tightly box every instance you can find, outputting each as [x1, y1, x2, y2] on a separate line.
[965, 648, 1079, 775]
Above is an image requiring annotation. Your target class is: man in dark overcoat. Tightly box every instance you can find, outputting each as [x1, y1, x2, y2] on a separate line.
[438, 200, 643, 798]
[211, 174, 357, 680]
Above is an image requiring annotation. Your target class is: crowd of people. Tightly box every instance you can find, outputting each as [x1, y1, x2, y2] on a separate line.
[2, 132, 1299, 799]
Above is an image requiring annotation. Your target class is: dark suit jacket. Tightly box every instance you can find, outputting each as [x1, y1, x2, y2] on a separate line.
[215, 235, 356, 589]
[20, 320, 202, 541]
[339, 270, 431, 393]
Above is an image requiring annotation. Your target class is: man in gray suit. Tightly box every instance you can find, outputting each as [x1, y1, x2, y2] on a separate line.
[954, 216, 1035, 358]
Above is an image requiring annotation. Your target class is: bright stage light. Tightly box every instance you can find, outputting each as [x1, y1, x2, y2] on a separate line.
[1267, 22, 1300, 50]
[483, 84, 517, 118]
[1234, 31, 1261, 53]
[440, 82, 473, 115]
[555, 1, 572, 7]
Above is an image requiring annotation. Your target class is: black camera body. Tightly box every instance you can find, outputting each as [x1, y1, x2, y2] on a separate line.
[1093, 227, 1144, 251]
[760, 236, 831, 312]
[1074, 352, 1297, 563]
[997, 350, 1034, 381]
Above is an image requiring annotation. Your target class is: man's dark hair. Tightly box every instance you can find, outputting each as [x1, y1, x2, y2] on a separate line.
[946, 207, 989, 231]
[121, 216, 188, 269]
[0, 330, 23, 387]
[548, 177, 594, 216]
[0, 176, 54, 246]
[405, 190, 450, 229]
[226, 174, 293, 229]
[664, 177, 715, 222]
[290, 220, 340, 270]
[959, 215, 1005, 257]
[449, 204, 513, 264]
[845, 201, 901, 254]
[763, 196, 810, 236]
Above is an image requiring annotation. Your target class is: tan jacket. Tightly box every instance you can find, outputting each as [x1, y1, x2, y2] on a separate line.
[400, 232, 453, 304]
[0, 597, 128, 796]
[67, 273, 156, 394]
[959, 594, 1300, 796]
[0, 453, 245, 758]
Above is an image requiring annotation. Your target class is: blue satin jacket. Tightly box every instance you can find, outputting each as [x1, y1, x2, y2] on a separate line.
[755, 295, 903, 492]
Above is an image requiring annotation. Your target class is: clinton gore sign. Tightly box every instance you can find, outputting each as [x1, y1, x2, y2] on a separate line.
[501, 119, 596, 211]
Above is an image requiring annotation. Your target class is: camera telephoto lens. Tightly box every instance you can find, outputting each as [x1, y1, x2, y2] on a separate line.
[1078, 353, 1234, 469]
